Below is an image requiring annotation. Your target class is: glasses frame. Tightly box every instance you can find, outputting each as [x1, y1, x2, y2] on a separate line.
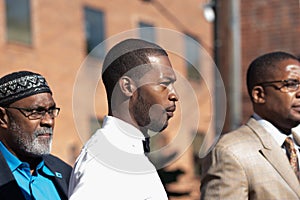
[257, 79, 300, 93]
[4, 106, 60, 120]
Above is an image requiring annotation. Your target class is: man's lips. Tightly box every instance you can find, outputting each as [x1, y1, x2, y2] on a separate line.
[167, 111, 174, 118]
[166, 105, 176, 118]
[292, 105, 300, 112]
[37, 131, 53, 137]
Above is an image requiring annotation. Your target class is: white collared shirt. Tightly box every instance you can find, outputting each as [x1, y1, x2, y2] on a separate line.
[253, 113, 300, 168]
[68, 116, 168, 200]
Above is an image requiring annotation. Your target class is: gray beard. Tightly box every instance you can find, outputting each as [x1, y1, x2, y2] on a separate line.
[10, 121, 53, 157]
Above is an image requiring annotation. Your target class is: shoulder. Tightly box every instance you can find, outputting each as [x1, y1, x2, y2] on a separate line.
[44, 154, 71, 167]
[43, 154, 72, 175]
[217, 124, 258, 148]
[84, 129, 105, 148]
[210, 120, 266, 164]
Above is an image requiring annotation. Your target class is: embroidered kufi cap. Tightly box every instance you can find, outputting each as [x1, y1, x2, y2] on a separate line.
[0, 71, 52, 106]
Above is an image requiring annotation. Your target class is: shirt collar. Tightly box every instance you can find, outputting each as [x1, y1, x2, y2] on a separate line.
[253, 113, 288, 147]
[0, 141, 22, 172]
[0, 141, 54, 176]
[101, 116, 146, 154]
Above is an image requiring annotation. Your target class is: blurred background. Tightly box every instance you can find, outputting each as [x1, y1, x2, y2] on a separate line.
[0, 0, 299, 199]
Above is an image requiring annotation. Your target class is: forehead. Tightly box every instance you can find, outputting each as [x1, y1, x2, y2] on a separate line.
[274, 59, 300, 79]
[142, 55, 175, 80]
[11, 93, 54, 107]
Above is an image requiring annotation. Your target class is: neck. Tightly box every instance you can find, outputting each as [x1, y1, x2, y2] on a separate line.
[1, 140, 43, 174]
[110, 101, 140, 130]
[19, 153, 43, 173]
[109, 110, 150, 137]
[277, 127, 291, 136]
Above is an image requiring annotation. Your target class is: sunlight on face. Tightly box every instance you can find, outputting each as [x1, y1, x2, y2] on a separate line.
[286, 64, 300, 78]
[148, 56, 160, 64]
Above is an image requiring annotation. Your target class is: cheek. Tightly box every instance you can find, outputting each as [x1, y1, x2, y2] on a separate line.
[282, 93, 295, 108]
[143, 87, 167, 104]
[267, 94, 293, 112]
[135, 86, 169, 117]
[148, 104, 165, 118]
[17, 121, 39, 134]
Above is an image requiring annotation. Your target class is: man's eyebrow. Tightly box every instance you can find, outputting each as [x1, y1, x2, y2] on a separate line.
[166, 76, 176, 82]
[159, 78, 176, 85]
[30, 103, 56, 110]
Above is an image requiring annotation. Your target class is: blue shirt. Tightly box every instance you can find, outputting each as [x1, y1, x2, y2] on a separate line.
[0, 142, 61, 200]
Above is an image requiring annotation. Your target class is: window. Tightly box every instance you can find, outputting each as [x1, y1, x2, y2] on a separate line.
[139, 22, 155, 43]
[5, 0, 32, 44]
[84, 6, 105, 58]
[185, 34, 201, 80]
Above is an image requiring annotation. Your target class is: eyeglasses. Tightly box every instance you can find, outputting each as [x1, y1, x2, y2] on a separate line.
[5, 107, 60, 120]
[258, 79, 300, 93]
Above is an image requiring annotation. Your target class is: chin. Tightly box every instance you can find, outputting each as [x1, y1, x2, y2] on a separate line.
[148, 122, 168, 133]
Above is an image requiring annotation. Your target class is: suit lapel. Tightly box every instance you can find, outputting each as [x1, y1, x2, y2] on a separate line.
[0, 152, 25, 200]
[0, 151, 16, 186]
[260, 148, 300, 195]
[247, 118, 300, 197]
[43, 155, 69, 200]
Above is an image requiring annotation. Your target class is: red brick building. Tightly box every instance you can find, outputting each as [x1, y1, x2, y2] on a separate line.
[2, 0, 298, 199]
[0, 0, 214, 199]
[216, 0, 300, 132]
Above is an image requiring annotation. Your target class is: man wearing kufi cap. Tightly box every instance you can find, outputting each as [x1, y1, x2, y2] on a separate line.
[0, 71, 72, 200]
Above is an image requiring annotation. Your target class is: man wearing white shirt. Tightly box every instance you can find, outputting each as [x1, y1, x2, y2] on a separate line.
[68, 38, 178, 199]
[201, 51, 300, 199]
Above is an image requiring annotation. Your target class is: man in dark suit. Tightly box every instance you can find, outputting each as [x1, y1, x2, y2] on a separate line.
[201, 51, 300, 199]
[0, 71, 72, 200]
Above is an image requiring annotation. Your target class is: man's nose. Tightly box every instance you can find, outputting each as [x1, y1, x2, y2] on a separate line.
[40, 112, 54, 127]
[169, 86, 179, 102]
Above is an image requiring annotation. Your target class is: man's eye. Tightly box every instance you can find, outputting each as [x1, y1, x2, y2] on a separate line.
[22, 109, 35, 114]
[285, 81, 299, 87]
[31, 109, 45, 114]
[160, 82, 170, 86]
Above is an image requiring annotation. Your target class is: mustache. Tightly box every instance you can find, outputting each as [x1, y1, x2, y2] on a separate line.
[34, 128, 53, 136]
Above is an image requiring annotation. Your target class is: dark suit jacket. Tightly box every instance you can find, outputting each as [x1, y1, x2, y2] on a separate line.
[0, 152, 72, 200]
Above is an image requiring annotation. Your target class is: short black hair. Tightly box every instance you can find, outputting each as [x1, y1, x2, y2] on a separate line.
[102, 38, 168, 102]
[246, 51, 298, 100]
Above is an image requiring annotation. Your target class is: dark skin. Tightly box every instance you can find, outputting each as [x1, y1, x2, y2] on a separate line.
[109, 55, 178, 136]
[0, 93, 56, 173]
[252, 58, 300, 134]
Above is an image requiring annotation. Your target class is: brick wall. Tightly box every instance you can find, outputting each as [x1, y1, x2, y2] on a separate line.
[217, 0, 300, 132]
[0, 0, 213, 199]
[241, 0, 300, 122]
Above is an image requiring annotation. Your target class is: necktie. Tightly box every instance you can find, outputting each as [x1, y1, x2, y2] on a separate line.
[284, 137, 299, 175]
[142, 137, 150, 153]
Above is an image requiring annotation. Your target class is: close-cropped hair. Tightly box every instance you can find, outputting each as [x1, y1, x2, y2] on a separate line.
[102, 39, 168, 100]
[246, 51, 298, 100]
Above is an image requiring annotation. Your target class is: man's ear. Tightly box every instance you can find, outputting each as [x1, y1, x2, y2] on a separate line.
[252, 86, 266, 104]
[118, 76, 137, 97]
[0, 107, 8, 129]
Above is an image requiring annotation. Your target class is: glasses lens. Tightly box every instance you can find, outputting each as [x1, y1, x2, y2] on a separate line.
[28, 108, 60, 120]
[28, 111, 44, 120]
[281, 80, 299, 92]
[51, 108, 60, 117]
[287, 80, 299, 90]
